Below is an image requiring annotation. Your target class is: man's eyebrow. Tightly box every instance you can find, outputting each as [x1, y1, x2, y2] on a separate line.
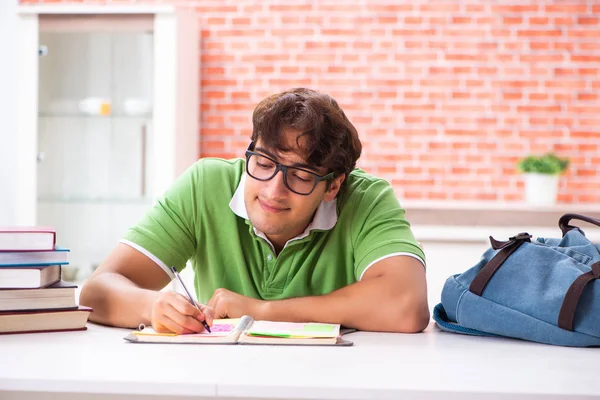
[254, 146, 317, 172]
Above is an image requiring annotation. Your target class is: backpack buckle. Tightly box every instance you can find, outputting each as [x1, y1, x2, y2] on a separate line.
[509, 232, 532, 241]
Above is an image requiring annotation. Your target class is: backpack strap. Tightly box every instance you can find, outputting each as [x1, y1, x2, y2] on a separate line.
[558, 261, 600, 331]
[559, 213, 600, 237]
[469, 233, 532, 296]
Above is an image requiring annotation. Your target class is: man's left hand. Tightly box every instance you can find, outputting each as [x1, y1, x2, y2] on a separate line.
[206, 288, 265, 319]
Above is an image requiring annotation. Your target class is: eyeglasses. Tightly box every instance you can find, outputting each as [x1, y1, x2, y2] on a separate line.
[245, 143, 335, 196]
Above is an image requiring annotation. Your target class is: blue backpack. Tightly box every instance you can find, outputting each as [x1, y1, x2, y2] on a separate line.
[433, 213, 600, 347]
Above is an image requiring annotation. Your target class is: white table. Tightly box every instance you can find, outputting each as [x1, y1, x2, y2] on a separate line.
[0, 322, 597, 400]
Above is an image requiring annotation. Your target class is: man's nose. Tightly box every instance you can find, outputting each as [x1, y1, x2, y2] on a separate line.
[263, 170, 289, 197]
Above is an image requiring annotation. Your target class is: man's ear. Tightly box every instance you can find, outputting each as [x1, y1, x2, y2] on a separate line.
[324, 174, 345, 202]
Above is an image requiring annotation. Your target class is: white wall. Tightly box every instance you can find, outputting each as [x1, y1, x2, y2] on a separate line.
[0, 1, 38, 226]
[0, 1, 19, 224]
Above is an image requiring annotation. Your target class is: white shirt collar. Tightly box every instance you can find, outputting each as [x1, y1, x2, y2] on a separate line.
[229, 174, 338, 249]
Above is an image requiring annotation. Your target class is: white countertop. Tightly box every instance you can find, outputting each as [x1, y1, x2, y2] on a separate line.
[0, 322, 597, 400]
[412, 224, 600, 243]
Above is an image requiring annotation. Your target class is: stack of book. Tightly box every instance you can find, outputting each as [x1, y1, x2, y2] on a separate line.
[0, 226, 92, 334]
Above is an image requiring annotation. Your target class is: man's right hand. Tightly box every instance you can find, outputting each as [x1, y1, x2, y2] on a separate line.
[81, 243, 214, 331]
[150, 291, 215, 334]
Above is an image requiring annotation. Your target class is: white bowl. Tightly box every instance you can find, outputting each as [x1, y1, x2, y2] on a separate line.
[123, 98, 152, 116]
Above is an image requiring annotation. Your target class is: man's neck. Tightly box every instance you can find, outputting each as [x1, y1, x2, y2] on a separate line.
[272, 243, 284, 256]
[266, 229, 305, 256]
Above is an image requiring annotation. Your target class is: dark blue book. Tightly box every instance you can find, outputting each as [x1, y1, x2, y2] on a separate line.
[0, 247, 69, 267]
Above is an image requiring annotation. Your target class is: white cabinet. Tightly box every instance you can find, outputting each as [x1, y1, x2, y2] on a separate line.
[12, 5, 199, 279]
[38, 31, 153, 201]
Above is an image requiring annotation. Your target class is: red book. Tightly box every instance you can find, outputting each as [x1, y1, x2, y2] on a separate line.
[0, 226, 56, 251]
[0, 306, 92, 334]
[0, 280, 77, 311]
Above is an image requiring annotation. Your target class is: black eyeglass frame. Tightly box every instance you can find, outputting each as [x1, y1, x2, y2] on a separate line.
[244, 142, 335, 196]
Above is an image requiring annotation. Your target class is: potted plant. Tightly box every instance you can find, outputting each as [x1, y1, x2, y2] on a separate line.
[517, 153, 569, 206]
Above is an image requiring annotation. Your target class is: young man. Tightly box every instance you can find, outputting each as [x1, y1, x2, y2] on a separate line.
[80, 88, 429, 334]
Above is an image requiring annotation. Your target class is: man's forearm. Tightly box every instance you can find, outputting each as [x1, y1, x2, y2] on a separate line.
[80, 273, 160, 328]
[259, 276, 429, 333]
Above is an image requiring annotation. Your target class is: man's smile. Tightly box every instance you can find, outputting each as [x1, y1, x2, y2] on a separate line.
[258, 198, 290, 213]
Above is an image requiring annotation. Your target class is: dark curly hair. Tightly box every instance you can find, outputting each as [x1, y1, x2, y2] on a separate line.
[251, 88, 362, 183]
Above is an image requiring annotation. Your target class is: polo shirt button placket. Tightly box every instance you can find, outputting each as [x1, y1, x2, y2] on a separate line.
[263, 254, 275, 290]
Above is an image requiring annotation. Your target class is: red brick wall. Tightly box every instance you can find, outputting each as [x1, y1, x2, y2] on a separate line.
[23, 0, 600, 204]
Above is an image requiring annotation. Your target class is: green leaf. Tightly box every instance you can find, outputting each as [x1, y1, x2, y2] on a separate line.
[517, 153, 570, 175]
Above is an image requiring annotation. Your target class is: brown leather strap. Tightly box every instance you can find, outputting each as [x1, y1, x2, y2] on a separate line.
[469, 233, 532, 296]
[559, 213, 600, 237]
[558, 262, 600, 331]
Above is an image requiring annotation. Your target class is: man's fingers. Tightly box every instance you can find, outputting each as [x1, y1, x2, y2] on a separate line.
[152, 292, 226, 333]
[212, 300, 229, 319]
[206, 294, 217, 310]
[151, 292, 214, 334]
[153, 314, 196, 335]
[200, 304, 215, 326]
[170, 294, 209, 320]
[169, 294, 200, 315]
[206, 288, 229, 318]
[165, 302, 206, 332]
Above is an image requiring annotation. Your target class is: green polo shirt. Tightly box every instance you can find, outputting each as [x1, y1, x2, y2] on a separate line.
[122, 158, 425, 303]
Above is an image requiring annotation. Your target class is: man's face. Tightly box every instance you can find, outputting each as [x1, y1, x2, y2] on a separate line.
[244, 130, 344, 250]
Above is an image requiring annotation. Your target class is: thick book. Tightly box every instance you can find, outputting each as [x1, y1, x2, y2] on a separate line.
[0, 264, 61, 289]
[0, 226, 56, 251]
[0, 247, 69, 266]
[124, 316, 353, 346]
[0, 280, 77, 311]
[0, 306, 92, 334]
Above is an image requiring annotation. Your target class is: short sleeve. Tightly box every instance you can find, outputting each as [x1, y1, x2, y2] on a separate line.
[122, 162, 201, 272]
[351, 179, 425, 280]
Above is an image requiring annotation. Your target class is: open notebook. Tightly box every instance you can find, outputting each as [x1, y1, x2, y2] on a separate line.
[124, 315, 353, 346]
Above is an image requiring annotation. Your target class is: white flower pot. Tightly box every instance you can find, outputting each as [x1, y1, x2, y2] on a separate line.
[524, 173, 560, 206]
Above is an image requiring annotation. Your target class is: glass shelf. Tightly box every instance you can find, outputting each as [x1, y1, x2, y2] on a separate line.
[38, 113, 152, 119]
[38, 197, 153, 204]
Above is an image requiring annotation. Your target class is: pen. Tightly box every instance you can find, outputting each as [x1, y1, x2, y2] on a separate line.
[170, 266, 211, 333]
